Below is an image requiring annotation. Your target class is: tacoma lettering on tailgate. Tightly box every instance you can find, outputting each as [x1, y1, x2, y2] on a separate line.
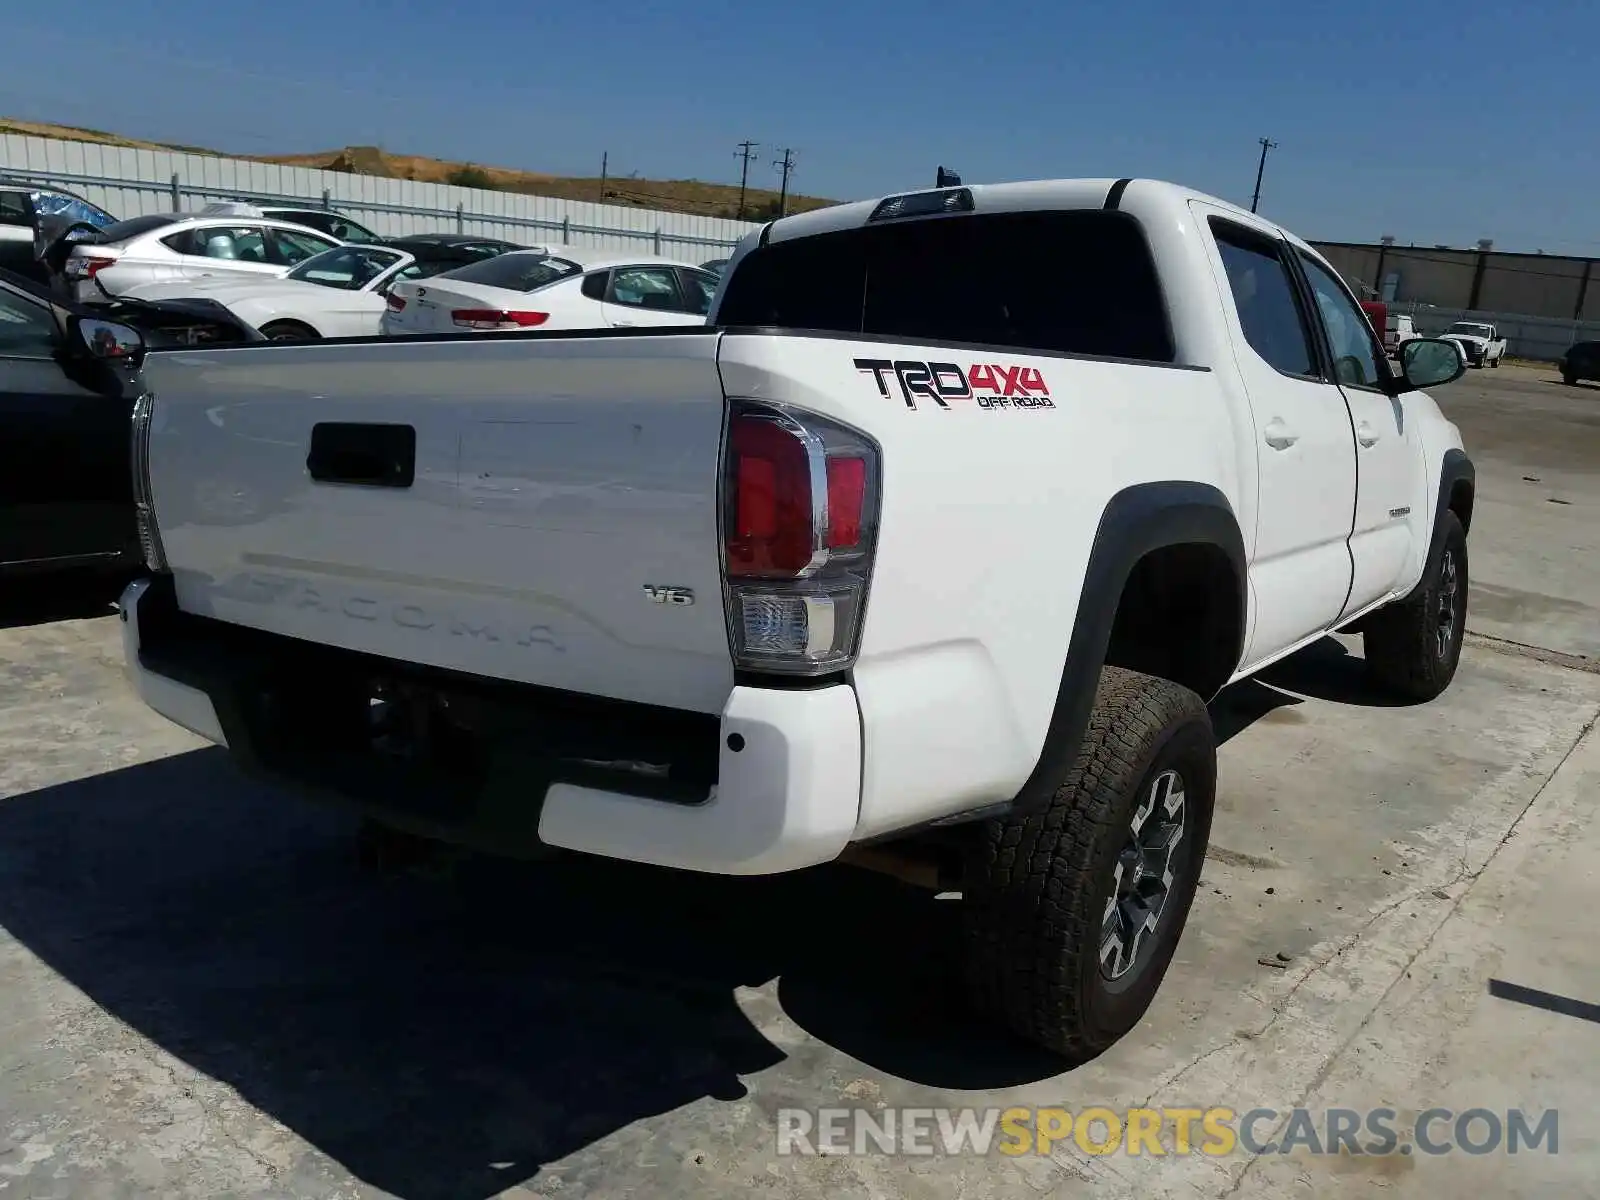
[215, 572, 567, 652]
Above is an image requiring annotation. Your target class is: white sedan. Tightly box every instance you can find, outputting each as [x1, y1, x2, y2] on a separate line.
[62, 212, 345, 303]
[380, 247, 721, 335]
[120, 243, 521, 340]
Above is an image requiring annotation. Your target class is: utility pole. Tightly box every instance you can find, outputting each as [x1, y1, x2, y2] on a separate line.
[598, 151, 608, 202]
[774, 148, 796, 217]
[1250, 137, 1277, 213]
[734, 140, 759, 219]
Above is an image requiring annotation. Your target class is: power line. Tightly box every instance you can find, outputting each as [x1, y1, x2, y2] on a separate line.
[774, 148, 796, 218]
[1250, 137, 1277, 214]
[734, 140, 759, 219]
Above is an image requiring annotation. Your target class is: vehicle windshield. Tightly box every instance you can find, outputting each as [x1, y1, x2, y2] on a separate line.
[1447, 323, 1493, 337]
[437, 253, 582, 292]
[287, 245, 404, 290]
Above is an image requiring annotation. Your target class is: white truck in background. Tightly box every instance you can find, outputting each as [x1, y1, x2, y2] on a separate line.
[1439, 320, 1507, 368]
[1385, 312, 1419, 356]
[112, 178, 1476, 1060]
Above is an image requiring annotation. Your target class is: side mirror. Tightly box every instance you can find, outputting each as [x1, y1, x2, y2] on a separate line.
[1389, 337, 1465, 394]
[71, 315, 145, 365]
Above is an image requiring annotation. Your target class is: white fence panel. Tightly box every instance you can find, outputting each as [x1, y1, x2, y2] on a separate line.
[1, 133, 761, 256]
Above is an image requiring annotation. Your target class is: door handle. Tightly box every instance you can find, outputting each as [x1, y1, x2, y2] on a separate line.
[1263, 418, 1298, 451]
[1355, 422, 1381, 448]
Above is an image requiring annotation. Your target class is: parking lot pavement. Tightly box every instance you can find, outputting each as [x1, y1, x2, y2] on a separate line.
[1, 366, 1597, 1199]
[1435, 364, 1600, 662]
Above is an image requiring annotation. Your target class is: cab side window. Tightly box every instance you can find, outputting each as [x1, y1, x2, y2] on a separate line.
[1210, 221, 1317, 378]
[1298, 253, 1390, 389]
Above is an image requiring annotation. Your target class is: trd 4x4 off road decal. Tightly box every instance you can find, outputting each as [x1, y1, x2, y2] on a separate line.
[853, 358, 1054, 410]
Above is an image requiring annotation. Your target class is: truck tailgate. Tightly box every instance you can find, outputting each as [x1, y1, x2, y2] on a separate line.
[141, 332, 736, 713]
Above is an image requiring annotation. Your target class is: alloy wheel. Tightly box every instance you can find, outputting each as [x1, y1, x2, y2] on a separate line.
[1100, 769, 1187, 981]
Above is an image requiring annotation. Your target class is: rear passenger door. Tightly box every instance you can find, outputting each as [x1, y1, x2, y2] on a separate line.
[1195, 208, 1358, 667]
[601, 265, 704, 327]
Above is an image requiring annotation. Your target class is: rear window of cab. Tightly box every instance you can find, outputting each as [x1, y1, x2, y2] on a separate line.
[715, 209, 1176, 363]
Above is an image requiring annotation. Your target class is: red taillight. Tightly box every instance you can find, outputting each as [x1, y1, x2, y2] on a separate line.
[721, 402, 880, 675]
[69, 255, 117, 279]
[385, 293, 406, 312]
[451, 309, 548, 330]
[825, 457, 867, 549]
[727, 413, 815, 577]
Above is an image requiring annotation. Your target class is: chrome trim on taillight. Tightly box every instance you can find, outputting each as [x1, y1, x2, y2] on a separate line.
[129, 387, 168, 572]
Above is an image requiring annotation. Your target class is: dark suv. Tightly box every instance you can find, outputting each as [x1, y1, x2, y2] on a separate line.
[1560, 341, 1599, 386]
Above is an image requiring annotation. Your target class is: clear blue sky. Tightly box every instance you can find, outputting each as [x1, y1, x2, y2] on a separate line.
[3, 0, 1595, 252]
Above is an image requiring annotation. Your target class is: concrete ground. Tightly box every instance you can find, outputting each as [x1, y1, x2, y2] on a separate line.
[1, 365, 1596, 1199]
[1439, 365, 1600, 663]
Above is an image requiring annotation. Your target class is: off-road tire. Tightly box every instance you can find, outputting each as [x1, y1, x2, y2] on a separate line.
[1562, 371, 1577, 386]
[962, 666, 1216, 1061]
[1363, 510, 1468, 701]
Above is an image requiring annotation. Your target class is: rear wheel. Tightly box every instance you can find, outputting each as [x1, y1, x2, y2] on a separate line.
[962, 666, 1216, 1061]
[1562, 371, 1577, 386]
[1364, 510, 1468, 701]
[259, 320, 319, 342]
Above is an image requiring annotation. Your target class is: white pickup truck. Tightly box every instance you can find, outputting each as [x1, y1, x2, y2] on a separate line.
[1439, 320, 1507, 368]
[114, 178, 1476, 1060]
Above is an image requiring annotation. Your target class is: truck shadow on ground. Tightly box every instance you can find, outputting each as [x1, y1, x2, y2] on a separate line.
[1253, 634, 1426, 709]
[0, 636, 1402, 1199]
[0, 749, 1037, 1199]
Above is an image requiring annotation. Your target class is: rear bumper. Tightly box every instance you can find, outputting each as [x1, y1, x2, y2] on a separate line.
[118, 577, 862, 875]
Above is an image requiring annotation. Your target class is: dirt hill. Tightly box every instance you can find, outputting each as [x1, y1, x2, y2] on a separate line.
[265, 146, 835, 220]
[3, 118, 837, 220]
[0, 116, 219, 156]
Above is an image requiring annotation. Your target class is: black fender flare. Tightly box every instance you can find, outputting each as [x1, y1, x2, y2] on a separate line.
[1009, 481, 1247, 816]
[1405, 448, 1474, 603]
